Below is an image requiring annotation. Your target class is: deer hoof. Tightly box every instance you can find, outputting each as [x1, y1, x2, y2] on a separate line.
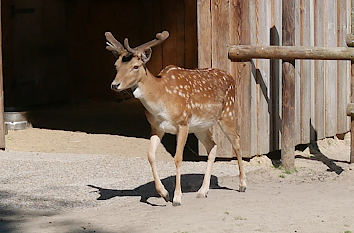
[196, 190, 208, 198]
[239, 186, 247, 192]
[172, 201, 181, 206]
[163, 193, 170, 202]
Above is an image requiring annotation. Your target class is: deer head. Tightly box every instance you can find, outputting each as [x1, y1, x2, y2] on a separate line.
[105, 31, 169, 91]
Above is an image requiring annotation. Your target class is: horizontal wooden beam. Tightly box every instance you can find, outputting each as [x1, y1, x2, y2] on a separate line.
[228, 45, 354, 61]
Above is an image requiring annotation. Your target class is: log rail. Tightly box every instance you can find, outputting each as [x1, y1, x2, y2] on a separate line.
[228, 45, 354, 61]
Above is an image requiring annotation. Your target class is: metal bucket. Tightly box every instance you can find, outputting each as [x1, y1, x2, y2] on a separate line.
[4, 111, 31, 130]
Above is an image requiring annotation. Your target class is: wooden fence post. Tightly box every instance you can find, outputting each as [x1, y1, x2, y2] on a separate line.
[347, 0, 354, 164]
[281, 0, 295, 170]
[350, 0, 354, 163]
[0, 0, 5, 150]
[349, 36, 354, 163]
[351, 60, 354, 163]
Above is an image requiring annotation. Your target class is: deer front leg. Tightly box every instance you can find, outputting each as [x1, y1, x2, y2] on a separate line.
[147, 134, 169, 202]
[172, 125, 188, 206]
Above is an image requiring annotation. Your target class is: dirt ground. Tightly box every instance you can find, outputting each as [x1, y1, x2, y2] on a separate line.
[1, 101, 354, 233]
[6, 127, 172, 161]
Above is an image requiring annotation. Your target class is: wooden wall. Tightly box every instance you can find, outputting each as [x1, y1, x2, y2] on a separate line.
[198, 0, 351, 158]
[2, 0, 197, 109]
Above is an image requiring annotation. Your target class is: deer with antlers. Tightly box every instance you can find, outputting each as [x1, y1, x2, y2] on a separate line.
[105, 31, 246, 206]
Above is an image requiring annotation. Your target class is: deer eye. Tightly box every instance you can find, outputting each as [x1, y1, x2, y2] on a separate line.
[133, 65, 139, 69]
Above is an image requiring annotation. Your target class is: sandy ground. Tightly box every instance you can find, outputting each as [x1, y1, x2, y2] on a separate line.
[1, 124, 354, 232]
[6, 128, 172, 161]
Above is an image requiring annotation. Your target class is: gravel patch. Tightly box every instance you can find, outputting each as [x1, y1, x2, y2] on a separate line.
[0, 151, 261, 213]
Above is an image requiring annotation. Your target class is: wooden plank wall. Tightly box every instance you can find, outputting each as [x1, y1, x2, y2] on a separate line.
[337, 0, 351, 134]
[326, 0, 338, 137]
[197, 0, 351, 158]
[299, 0, 313, 144]
[270, 0, 282, 151]
[313, 0, 325, 140]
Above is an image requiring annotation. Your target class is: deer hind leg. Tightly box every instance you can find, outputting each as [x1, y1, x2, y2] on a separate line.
[218, 121, 247, 192]
[194, 130, 217, 198]
[233, 134, 247, 192]
[172, 125, 188, 206]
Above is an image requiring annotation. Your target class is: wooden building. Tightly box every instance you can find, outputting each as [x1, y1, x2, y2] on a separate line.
[0, 0, 352, 159]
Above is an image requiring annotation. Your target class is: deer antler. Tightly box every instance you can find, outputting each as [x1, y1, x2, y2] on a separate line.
[123, 31, 169, 54]
[105, 32, 125, 56]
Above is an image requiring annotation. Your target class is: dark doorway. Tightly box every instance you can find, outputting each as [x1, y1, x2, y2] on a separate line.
[1, 0, 199, 160]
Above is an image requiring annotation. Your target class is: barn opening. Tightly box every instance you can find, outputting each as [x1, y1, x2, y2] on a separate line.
[2, 0, 200, 159]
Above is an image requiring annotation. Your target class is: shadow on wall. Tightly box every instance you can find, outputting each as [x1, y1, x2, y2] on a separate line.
[25, 98, 200, 161]
[88, 174, 234, 207]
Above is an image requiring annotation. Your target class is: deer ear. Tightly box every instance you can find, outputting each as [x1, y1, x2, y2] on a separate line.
[142, 48, 152, 63]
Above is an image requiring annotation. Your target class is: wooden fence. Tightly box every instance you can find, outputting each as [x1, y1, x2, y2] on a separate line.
[197, 0, 352, 158]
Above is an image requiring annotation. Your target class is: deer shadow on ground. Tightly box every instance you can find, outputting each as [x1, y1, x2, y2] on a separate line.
[88, 174, 234, 206]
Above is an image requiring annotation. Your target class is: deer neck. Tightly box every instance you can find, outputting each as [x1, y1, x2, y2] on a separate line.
[132, 68, 165, 117]
[132, 68, 161, 101]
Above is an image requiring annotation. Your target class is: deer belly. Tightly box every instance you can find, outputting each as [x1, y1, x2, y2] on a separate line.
[188, 115, 214, 133]
[159, 121, 178, 134]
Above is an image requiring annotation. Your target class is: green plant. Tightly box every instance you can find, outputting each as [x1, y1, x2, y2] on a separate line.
[277, 165, 298, 174]
[284, 169, 291, 174]
[234, 216, 247, 221]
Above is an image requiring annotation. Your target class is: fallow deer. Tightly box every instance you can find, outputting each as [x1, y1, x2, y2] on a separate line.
[105, 31, 246, 206]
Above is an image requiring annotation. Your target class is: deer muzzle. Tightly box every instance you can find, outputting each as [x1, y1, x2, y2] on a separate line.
[111, 83, 121, 91]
